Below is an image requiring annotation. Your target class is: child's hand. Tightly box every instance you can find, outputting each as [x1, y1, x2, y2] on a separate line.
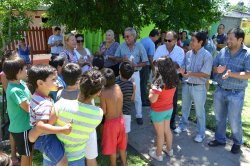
[62, 122, 72, 135]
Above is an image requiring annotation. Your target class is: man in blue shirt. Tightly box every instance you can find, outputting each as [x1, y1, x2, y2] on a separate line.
[174, 31, 213, 143]
[115, 27, 148, 125]
[212, 24, 227, 51]
[48, 27, 63, 57]
[140, 29, 159, 106]
[208, 28, 250, 154]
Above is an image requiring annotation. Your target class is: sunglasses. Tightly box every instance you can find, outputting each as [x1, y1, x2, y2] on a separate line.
[77, 40, 84, 43]
[164, 39, 173, 42]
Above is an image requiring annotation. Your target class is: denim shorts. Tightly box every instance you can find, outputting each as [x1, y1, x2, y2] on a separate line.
[151, 109, 173, 122]
[43, 157, 85, 166]
[34, 134, 64, 165]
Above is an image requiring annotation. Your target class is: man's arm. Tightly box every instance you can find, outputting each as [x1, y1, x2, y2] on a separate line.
[222, 70, 250, 79]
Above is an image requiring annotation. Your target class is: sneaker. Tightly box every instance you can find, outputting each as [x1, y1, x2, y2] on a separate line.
[174, 127, 187, 134]
[163, 146, 173, 157]
[231, 144, 241, 154]
[194, 135, 205, 143]
[136, 118, 143, 125]
[208, 140, 226, 147]
[149, 150, 163, 161]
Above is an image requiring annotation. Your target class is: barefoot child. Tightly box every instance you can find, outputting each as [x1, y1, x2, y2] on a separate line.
[28, 64, 72, 166]
[100, 68, 127, 166]
[3, 55, 33, 166]
[148, 57, 179, 161]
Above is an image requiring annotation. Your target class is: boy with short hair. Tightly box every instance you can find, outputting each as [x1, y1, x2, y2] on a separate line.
[100, 68, 127, 166]
[28, 64, 72, 166]
[3, 55, 33, 166]
[115, 62, 136, 140]
[45, 68, 105, 165]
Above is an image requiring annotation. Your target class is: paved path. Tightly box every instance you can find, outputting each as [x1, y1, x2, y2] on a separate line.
[128, 107, 250, 166]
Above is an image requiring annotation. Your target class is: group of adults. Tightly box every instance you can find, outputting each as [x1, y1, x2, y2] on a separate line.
[48, 25, 250, 154]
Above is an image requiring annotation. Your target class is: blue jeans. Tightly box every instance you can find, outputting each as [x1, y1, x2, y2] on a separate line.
[43, 157, 85, 166]
[178, 83, 207, 137]
[214, 86, 245, 145]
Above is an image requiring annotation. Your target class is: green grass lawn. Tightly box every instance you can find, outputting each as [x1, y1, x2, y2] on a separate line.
[177, 81, 250, 147]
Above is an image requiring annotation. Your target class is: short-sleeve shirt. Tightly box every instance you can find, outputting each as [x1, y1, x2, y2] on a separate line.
[182, 47, 213, 84]
[99, 41, 120, 67]
[48, 35, 63, 54]
[6, 81, 31, 133]
[212, 33, 227, 51]
[115, 42, 148, 71]
[55, 99, 103, 161]
[115, 77, 134, 115]
[154, 44, 185, 67]
[29, 92, 54, 126]
[150, 85, 176, 112]
[213, 44, 250, 89]
[140, 37, 155, 65]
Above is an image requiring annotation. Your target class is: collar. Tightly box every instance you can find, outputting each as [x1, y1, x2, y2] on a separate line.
[192, 47, 204, 55]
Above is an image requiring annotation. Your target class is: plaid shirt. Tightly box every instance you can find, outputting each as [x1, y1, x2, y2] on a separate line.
[213, 44, 250, 89]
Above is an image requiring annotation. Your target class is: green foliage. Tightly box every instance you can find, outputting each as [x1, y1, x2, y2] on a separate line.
[0, 0, 40, 52]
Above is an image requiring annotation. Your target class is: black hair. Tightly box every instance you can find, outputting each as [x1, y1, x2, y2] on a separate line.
[191, 31, 207, 47]
[54, 27, 61, 31]
[49, 56, 65, 69]
[27, 64, 56, 93]
[102, 68, 115, 88]
[227, 28, 245, 41]
[0, 50, 16, 72]
[218, 24, 225, 29]
[149, 29, 159, 37]
[182, 31, 188, 39]
[92, 56, 104, 70]
[119, 62, 134, 80]
[62, 63, 82, 86]
[3, 56, 26, 80]
[75, 34, 84, 41]
[153, 57, 179, 89]
[80, 68, 105, 100]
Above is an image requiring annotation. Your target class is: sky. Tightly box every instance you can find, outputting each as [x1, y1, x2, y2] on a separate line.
[228, 0, 250, 6]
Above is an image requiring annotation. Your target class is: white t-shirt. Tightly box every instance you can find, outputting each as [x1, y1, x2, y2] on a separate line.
[74, 48, 92, 73]
[48, 35, 63, 54]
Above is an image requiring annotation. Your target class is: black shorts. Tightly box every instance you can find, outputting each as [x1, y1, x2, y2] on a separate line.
[11, 130, 33, 156]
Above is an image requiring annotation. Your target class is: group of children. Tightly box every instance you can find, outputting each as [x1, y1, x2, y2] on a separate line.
[0, 48, 178, 165]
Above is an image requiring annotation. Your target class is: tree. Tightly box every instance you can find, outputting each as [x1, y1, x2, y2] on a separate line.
[228, 2, 248, 12]
[43, 0, 150, 35]
[145, 0, 224, 32]
[0, 0, 40, 53]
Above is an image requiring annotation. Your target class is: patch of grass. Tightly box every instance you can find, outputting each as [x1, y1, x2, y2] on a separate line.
[177, 81, 250, 148]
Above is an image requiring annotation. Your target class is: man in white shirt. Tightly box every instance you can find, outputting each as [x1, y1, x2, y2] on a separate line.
[48, 27, 63, 57]
[153, 31, 185, 130]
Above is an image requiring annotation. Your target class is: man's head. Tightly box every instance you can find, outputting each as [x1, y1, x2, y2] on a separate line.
[165, 31, 178, 50]
[79, 68, 105, 100]
[3, 55, 27, 81]
[62, 63, 82, 86]
[227, 28, 245, 50]
[54, 27, 61, 36]
[119, 62, 134, 80]
[124, 27, 137, 45]
[102, 68, 115, 88]
[28, 64, 58, 94]
[149, 29, 159, 42]
[190, 31, 207, 51]
[217, 24, 225, 35]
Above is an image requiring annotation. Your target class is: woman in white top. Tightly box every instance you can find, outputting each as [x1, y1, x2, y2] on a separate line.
[74, 34, 92, 73]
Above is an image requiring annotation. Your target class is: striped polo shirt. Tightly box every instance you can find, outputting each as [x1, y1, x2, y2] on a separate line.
[55, 98, 103, 161]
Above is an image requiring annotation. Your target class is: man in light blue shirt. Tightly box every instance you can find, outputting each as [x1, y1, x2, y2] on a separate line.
[115, 27, 148, 125]
[140, 29, 159, 106]
[208, 28, 250, 154]
[48, 27, 63, 57]
[175, 32, 213, 143]
[153, 31, 185, 130]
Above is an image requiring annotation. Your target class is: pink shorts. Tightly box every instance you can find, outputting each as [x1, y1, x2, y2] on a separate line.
[102, 116, 127, 155]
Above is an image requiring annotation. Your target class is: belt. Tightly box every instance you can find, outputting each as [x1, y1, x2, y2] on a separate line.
[186, 82, 202, 86]
[217, 84, 241, 91]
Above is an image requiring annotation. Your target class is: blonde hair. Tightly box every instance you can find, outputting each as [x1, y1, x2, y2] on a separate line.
[63, 33, 75, 49]
[106, 29, 115, 42]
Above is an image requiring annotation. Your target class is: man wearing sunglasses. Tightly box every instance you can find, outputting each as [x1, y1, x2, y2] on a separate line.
[153, 31, 185, 130]
[115, 27, 148, 125]
[48, 27, 63, 57]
